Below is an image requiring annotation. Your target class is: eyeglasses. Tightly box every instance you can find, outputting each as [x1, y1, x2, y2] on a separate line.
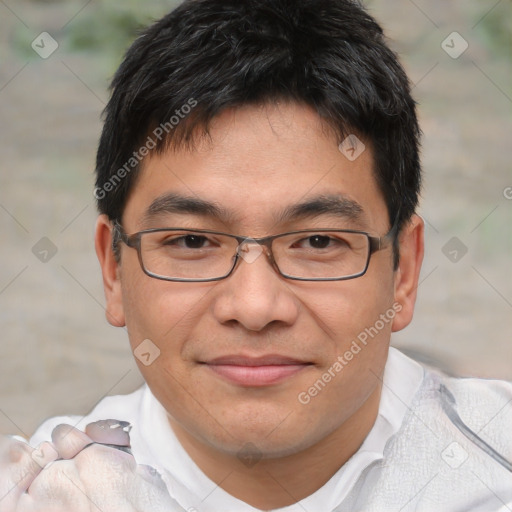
[112, 221, 397, 282]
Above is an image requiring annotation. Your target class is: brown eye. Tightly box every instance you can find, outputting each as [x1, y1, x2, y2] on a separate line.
[307, 235, 331, 249]
[162, 234, 210, 249]
[181, 235, 207, 249]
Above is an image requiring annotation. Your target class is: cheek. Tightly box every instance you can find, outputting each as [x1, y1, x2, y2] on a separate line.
[120, 277, 212, 411]
[293, 281, 395, 434]
[303, 270, 395, 349]
[302, 270, 396, 386]
[120, 266, 212, 353]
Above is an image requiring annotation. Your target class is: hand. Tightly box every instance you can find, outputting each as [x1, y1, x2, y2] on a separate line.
[0, 420, 184, 512]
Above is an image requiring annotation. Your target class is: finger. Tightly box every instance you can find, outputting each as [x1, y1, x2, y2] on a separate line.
[84, 420, 131, 446]
[30, 442, 59, 469]
[27, 446, 135, 510]
[24, 458, 90, 512]
[0, 438, 44, 509]
[73, 442, 137, 488]
[51, 424, 93, 460]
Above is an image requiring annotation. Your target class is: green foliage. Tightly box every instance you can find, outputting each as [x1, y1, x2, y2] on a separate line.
[64, 0, 175, 68]
[474, 3, 512, 58]
[9, 1, 176, 68]
[66, 3, 149, 53]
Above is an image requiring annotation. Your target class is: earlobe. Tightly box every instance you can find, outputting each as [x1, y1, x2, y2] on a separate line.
[391, 214, 424, 332]
[94, 215, 126, 327]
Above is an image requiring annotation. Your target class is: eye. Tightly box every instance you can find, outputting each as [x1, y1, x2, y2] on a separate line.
[306, 235, 332, 249]
[294, 234, 348, 250]
[163, 234, 211, 249]
[181, 234, 208, 249]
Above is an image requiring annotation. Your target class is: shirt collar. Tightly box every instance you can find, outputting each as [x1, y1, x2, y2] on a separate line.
[139, 347, 425, 512]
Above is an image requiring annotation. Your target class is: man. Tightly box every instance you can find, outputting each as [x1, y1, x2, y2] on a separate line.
[1, 0, 511, 510]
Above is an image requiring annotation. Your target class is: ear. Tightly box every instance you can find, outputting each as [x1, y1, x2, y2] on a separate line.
[94, 215, 126, 327]
[391, 214, 424, 332]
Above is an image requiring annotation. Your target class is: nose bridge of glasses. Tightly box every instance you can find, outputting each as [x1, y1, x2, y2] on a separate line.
[236, 237, 270, 265]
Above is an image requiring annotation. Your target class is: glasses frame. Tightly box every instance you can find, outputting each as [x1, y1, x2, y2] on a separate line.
[112, 220, 398, 282]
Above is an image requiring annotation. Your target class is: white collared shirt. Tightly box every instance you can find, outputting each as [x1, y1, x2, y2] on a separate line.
[30, 347, 425, 511]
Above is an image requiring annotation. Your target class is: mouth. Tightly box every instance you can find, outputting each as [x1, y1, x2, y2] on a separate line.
[200, 355, 313, 387]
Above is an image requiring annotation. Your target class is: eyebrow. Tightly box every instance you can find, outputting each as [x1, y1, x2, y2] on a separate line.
[141, 193, 234, 226]
[276, 194, 365, 225]
[141, 192, 365, 227]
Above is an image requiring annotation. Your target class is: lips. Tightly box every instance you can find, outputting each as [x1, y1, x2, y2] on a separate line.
[201, 355, 312, 387]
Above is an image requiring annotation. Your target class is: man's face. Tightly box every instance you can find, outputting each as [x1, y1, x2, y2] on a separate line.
[101, 103, 416, 458]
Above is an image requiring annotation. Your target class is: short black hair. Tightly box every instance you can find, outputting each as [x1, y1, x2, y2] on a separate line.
[95, 0, 421, 255]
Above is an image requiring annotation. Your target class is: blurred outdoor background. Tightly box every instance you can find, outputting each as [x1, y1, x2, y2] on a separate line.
[0, 0, 511, 438]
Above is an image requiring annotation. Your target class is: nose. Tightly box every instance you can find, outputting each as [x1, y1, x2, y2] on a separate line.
[211, 240, 300, 331]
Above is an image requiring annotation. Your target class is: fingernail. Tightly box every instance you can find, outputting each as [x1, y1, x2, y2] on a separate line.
[108, 420, 132, 432]
[95, 419, 131, 430]
[85, 420, 132, 446]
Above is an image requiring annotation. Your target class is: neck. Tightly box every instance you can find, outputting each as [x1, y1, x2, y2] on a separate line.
[169, 383, 382, 510]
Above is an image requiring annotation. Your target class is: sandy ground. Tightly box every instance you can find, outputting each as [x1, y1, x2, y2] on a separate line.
[0, 0, 511, 438]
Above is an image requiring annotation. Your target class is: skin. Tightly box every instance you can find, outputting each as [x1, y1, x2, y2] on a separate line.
[0, 422, 179, 511]
[95, 102, 424, 509]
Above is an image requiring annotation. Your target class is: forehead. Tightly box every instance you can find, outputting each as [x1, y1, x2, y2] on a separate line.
[123, 103, 388, 232]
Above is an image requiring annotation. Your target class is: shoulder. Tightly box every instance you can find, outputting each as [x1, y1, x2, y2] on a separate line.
[437, 371, 512, 466]
[403, 367, 512, 465]
[382, 368, 512, 509]
[30, 385, 148, 447]
[442, 372, 512, 419]
[351, 364, 512, 511]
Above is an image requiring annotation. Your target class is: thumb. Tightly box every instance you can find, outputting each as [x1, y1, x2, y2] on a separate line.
[85, 419, 132, 447]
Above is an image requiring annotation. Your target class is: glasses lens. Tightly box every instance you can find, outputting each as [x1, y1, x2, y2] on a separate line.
[273, 231, 370, 279]
[139, 230, 237, 280]
[137, 229, 370, 281]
